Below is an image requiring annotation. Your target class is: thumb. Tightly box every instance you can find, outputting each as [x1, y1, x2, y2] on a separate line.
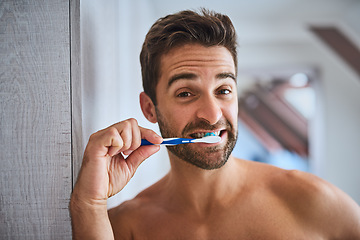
[125, 145, 160, 173]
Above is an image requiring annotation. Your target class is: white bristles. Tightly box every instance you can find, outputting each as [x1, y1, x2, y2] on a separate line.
[192, 136, 221, 144]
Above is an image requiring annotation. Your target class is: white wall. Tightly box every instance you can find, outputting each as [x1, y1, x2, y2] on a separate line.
[81, 0, 170, 209]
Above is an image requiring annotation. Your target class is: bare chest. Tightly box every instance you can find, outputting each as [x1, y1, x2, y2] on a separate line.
[131, 204, 319, 240]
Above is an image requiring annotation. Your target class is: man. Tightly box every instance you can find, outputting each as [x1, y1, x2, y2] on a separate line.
[70, 9, 360, 239]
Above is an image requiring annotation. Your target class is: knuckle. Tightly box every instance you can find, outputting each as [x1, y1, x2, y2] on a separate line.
[107, 127, 119, 138]
[122, 120, 132, 129]
[127, 118, 138, 125]
[89, 131, 100, 141]
[123, 118, 138, 129]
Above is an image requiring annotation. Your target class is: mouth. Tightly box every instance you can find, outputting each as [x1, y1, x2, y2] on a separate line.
[189, 130, 224, 139]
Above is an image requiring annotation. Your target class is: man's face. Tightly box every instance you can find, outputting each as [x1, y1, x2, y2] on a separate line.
[154, 44, 238, 170]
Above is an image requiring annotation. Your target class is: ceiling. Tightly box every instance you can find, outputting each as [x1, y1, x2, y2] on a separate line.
[150, 0, 360, 45]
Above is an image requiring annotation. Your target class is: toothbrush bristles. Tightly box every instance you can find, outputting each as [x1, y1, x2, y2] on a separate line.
[198, 135, 221, 143]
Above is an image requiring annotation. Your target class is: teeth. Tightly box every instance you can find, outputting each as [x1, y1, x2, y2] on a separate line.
[191, 131, 221, 139]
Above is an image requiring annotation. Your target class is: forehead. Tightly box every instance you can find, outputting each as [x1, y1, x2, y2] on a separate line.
[158, 44, 235, 81]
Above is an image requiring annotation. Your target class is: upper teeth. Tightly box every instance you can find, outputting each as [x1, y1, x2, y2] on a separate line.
[192, 131, 221, 139]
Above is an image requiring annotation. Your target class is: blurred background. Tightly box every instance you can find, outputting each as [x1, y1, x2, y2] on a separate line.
[79, 0, 360, 208]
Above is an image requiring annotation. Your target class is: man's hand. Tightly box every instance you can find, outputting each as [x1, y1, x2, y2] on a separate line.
[70, 118, 162, 239]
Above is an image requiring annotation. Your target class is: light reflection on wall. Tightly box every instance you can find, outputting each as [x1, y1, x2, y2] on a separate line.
[233, 70, 316, 172]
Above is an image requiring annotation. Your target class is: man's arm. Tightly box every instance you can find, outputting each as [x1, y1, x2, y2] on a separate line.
[69, 118, 162, 239]
[317, 179, 360, 239]
[70, 193, 113, 239]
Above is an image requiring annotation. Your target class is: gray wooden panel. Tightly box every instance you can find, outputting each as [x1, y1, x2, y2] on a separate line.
[70, 0, 83, 187]
[0, 0, 72, 238]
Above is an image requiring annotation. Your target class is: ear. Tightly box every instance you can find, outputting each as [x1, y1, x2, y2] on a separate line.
[140, 92, 157, 123]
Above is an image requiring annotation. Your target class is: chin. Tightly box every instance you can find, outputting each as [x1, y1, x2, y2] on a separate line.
[168, 144, 233, 170]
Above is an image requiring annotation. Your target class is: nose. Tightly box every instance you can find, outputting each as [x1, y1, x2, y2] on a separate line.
[195, 94, 223, 125]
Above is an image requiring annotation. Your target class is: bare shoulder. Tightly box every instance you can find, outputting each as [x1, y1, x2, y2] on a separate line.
[108, 195, 159, 239]
[108, 178, 168, 239]
[261, 163, 360, 238]
[108, 197, 142, 240]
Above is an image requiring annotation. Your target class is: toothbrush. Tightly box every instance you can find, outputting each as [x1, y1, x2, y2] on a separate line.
[141, 134, 221, 146]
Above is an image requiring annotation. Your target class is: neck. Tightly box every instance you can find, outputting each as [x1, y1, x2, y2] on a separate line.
[165, 152, 245, 215]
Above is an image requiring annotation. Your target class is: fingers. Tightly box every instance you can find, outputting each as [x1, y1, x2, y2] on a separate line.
[106, 127, 126, 157]
[107, 119, 135, 157]
[121, 122, 142, 156]
[139, 126, 163, 145]
[78, 118, 162, 203]
[88, 118, 162, 158]
[125, 145, 161, 174]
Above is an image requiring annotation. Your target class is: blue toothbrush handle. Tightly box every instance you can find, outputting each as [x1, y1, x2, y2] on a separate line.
[141, 138, 193, 146]
[141, 139, 155, 145]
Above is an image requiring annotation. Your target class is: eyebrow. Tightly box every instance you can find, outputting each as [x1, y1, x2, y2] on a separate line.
[167, 72, 236, 89]
[217, 72, 236, 81]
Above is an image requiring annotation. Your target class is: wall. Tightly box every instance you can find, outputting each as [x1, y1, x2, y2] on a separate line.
[80, 0, 170, 209]
[0, 0, 78, 238]
[237, 39, 360, 203]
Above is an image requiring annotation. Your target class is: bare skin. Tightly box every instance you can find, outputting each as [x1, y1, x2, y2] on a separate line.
[70, 44, 360, 239]
[109, 158, 360, 239]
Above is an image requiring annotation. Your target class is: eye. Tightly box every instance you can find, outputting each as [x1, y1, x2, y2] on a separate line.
[217, 88, 232, 95]
[173, 87, 197, 102]
[177, 91, 193, 98]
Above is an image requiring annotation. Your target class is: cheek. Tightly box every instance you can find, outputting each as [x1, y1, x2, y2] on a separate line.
[157, 103, 190, 129]
[169, 107, 193, 128]
[224, 100, 238, 124]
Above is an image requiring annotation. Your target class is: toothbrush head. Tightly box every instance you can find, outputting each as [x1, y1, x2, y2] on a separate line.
[192, 135, 221, 144]
[204, 132, 216, 137]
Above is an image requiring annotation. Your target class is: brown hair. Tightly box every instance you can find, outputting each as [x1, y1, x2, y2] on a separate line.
[140, 8, 238, 105]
